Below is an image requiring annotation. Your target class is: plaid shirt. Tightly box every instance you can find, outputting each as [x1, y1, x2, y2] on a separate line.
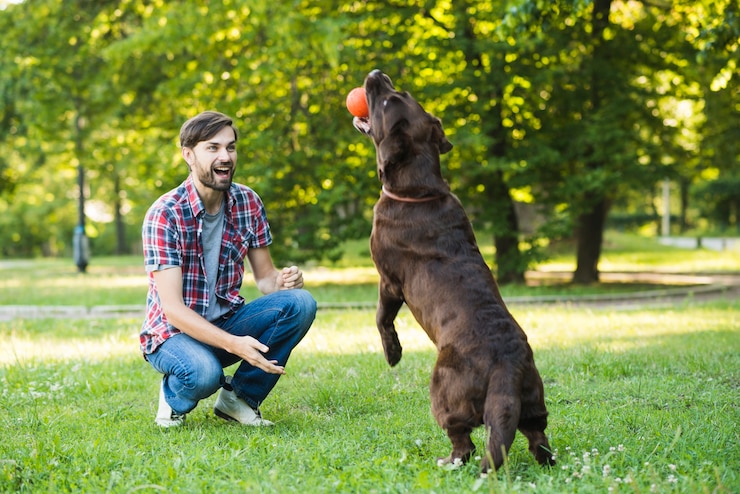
[140, 175, 272, 355]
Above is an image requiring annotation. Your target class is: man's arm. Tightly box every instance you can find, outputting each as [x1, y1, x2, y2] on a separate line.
[153, 267, 285, 374]
[247, 247, 304, 294]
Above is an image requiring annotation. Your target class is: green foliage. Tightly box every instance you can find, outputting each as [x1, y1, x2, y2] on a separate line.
[0, 0, 737, 275]
[692, 177, 740, 231]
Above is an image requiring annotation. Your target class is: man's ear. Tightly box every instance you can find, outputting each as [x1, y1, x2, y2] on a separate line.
[431, 118, 453, 154]
[182, 147, 194, 169]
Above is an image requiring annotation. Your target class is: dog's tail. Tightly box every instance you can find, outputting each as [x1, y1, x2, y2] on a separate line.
[481, 366, 521, 472]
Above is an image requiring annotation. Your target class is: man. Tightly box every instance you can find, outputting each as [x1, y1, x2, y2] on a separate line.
[140, 111, 317, 427]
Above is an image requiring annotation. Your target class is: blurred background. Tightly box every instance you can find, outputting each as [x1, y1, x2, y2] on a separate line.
[0, 0, 737, 283]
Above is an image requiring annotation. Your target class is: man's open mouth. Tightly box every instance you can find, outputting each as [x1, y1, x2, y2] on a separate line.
[214, 165, 232, 177]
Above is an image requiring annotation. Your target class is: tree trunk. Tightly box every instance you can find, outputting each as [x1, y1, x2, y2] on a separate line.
[113, 173, 127, 255]
[486, 170, 525, 284]
[572, 0, 612, 284]
[448, 3, 526, 284]
[679, 179, 689, 233]
[572, 196, 609, 284]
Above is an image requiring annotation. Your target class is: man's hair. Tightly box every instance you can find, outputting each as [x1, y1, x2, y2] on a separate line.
[179, 111, 239, 149]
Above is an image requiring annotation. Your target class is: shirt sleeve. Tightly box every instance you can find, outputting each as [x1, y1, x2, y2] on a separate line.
[142, 205, 182, 270]
[249, 191, 272, 249]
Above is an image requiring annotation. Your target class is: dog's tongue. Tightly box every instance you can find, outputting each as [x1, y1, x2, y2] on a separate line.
[353, 116, 371, 135]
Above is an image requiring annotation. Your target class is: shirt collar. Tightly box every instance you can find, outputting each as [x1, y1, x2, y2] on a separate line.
[184, 175, 235, 218]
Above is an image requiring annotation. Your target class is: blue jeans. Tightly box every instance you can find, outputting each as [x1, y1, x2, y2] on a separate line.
[146, 289, 316, 414]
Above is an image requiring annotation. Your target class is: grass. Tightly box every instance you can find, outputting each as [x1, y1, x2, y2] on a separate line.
[0, 231, 739, 492]
[1, 303, 738, 493]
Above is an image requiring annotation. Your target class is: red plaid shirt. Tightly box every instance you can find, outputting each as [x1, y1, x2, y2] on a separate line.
[140, 176, 272, 355]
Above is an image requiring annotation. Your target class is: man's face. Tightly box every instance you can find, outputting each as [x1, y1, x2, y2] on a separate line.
[183, 126, 237, 192]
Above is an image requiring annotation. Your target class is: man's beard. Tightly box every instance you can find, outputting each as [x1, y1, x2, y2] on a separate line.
[194, 161, 233, 191]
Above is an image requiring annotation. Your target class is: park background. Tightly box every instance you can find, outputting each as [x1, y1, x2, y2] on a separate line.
[0, 1, 738, 493]
[0, 0, 737, 282]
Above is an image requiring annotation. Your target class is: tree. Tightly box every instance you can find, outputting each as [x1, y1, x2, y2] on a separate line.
[1, 0, 736, 274]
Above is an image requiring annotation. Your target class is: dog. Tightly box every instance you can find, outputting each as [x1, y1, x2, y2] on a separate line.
[353, 70, 554, 472]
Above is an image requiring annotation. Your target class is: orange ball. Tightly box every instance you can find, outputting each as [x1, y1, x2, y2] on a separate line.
[346, 87, 368, 118]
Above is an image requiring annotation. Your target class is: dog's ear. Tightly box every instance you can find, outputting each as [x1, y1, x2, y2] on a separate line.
[431, 117, 453, 154]
[378, 122, 412, 165]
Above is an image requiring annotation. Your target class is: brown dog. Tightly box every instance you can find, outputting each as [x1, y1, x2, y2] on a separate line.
[353, 70, 554, 472]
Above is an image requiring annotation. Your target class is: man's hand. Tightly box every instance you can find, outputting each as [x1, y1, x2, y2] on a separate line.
[229, 335, 285, 375]
[279, 265, 304, 290]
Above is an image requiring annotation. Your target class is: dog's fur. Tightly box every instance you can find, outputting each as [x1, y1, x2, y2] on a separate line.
[353, 70, 554, 472]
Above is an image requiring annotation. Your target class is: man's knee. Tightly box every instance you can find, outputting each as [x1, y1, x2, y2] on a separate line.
[293, 288, 317, 318]
[177, 354, 222, 399]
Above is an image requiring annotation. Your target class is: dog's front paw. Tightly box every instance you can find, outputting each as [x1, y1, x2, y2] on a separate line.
[381, 331, 402, 366]
[385, 346, 402, 366]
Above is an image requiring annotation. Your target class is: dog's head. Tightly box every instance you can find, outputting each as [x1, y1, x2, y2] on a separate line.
[353, 70, 452, 185]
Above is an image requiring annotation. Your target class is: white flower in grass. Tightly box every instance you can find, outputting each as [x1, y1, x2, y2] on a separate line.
[618, 444, 625, 452]
[669, 464, 676, 472]
[667, 474, 678, 484]
[602, 464, 611, 477]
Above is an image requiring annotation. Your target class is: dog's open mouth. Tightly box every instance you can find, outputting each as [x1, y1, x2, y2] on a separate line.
[352, 70, 398, 137]
[353, 116, 371, 135]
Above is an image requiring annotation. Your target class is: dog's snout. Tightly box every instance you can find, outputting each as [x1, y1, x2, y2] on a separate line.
[364, 70, 395, 97]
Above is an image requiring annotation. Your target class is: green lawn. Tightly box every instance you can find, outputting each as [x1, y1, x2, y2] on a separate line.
[1, 302, 738, 493]
[0, 232, 738, 492]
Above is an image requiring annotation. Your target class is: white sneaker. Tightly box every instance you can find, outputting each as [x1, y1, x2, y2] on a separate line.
[155, 380, 186, 428]
[214, 376, 274, 426]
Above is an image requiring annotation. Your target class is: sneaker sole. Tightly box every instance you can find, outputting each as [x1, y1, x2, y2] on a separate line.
[213, 407, 238, 422]
[213, 407, 273, 426]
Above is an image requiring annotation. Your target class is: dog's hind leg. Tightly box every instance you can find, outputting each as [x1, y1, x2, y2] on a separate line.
[481, 369, 521, 472]
[430, 370, 476, 467]
[518, 370, 555, 466]
[518, 413, 554, 466]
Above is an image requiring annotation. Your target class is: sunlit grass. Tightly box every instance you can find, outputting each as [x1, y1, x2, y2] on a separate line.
[0, 300, 738, 492]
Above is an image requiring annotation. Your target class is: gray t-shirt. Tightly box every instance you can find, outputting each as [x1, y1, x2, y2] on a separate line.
[146, 203, 231, 322]
[202, 204, 231, 322]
